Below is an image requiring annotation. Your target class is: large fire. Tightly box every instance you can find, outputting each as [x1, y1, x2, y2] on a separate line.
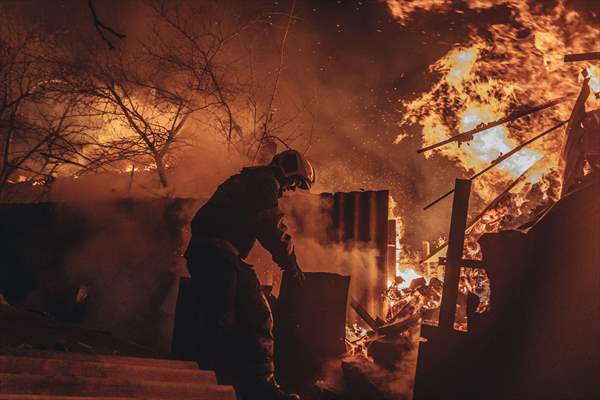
[376, 1, 600, 333]
[589, 65, 600, 94]
[390, 0, 600, 203]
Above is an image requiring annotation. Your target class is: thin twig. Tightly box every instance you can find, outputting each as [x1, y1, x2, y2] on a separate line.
[88, 0, 126, 50]
[253, 0, 296, 162]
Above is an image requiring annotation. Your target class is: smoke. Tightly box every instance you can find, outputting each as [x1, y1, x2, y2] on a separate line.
[245, 0, 475, 248]
[317, 325, 420, 400]
[61, 199, 194, 352]
[249, 189, 383, 312]
[354, 325, 419, 400]
[277, 193, 381, 313]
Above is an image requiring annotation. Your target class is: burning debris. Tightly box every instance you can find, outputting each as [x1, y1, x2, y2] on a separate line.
[391, 1, 600, 216]
[337, 272, 437, 399]
[339, 296, 421, 400]
[383, 274, 442, 325]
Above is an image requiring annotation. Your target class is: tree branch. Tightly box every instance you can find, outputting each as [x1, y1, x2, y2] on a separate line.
[88, 0, 126, 50]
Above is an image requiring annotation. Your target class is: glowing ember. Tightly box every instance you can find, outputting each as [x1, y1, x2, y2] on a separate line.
[384, 270, 442, 324]
[345, 324, 371, 357]
[396, 268, 423, 290]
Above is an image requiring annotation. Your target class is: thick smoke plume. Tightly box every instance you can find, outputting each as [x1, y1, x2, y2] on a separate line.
[249, 192, 381, 312]
[62, 199, 194, 352]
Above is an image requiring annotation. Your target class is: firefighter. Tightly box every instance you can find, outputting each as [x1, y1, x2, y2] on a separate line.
[185, 149, 315, 400]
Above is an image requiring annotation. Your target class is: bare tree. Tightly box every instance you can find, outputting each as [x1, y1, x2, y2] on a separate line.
[0, 17, 93, 196]
[0, 23, 43, 190]
[88, 0, 126, 50]
[65, 0, 252, 190]
[143, 1, 245, 146]
[0, 0, 318, 199]
[73, 47, 194, 188]
[145, 0, 315, 161]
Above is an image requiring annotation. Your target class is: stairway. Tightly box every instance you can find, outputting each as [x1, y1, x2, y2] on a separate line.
[0, 349, 237, 399]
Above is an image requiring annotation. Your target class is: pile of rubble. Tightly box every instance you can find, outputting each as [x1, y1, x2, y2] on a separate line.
[345, 274, 443, 355]
[315, 275, 445, 400]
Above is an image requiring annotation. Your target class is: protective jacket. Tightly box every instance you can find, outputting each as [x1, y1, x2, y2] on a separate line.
[185, 166, 298, 271]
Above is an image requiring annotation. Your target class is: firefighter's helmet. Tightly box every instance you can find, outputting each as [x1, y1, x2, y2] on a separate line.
[271, 150, 315, 190]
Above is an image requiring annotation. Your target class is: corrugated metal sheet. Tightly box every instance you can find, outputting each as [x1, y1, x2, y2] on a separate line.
[320, 190, 390, 318]
[249, 190, 391, 319]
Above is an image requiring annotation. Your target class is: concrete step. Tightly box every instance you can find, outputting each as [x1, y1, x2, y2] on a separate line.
[0, 355, 214, 383]
[0, 396, 131, 400]
[0, 397, 233, 400]
[0, 373, 236, 400]
[0, 351, 237, 400]
[0, 349, 197, 369]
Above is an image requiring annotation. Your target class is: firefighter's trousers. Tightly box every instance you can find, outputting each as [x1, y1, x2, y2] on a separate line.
[186, 243, 274, 385]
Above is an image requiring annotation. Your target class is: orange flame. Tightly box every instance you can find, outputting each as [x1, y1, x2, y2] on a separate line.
[390, 1, 600, 203]
[588, 66, 600, 94]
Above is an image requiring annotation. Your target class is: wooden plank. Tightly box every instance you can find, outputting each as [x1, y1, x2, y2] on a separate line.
[564, 52, 600, 62]
[562, 77, 591, 196]
[438, 179, 471, 332]
[423, 121, 566, 210]
[417, 96, 570, 154]
[349, 297, 381, 330]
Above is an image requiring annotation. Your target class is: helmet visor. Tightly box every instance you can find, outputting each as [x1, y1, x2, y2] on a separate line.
[297, 177, 311, 190]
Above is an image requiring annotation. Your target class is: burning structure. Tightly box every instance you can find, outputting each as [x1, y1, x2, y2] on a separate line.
[1, 0, 599, 399]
